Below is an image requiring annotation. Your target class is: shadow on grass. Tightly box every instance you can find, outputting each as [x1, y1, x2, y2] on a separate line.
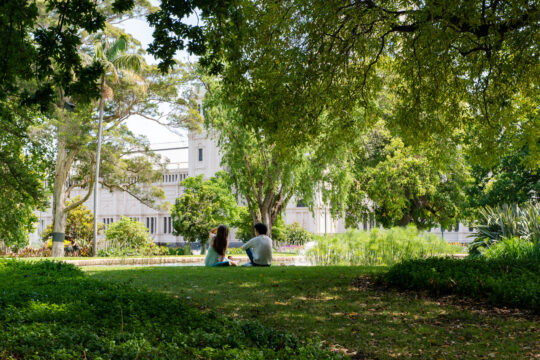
[88, 266, 540, 360]
[0, 260, 340, 359]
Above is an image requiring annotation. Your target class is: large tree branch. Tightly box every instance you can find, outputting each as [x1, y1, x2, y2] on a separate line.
[101, 181, 157, 209]
[64, 175, 95, 212]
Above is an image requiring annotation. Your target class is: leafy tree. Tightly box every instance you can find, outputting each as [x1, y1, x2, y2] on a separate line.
[46, 13, 202, 256]
[171, 172, 239, 254]
[203, 83, 328, 237]
[332, 122, 470, 230]
[147, 1, 233, 72]
[150, 0, 540, 166]
[88, 33, 144, 255]
[42, 197, 104, 249]
[0, 0, 135, 255]
[105, 216, 152, 250]
[48, 31, 161, 257]
[0, 102, 50, 251]
[466, 147, 540, 214]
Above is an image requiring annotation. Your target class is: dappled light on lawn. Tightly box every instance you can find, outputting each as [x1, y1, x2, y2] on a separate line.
[88, 266, 540, 359]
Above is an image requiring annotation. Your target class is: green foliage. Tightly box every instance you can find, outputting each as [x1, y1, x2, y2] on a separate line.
[235, 206, 287, 244]
[105, 216, 152, 251]
[271, 216, 286, 244]
[98, 242, 168, 257]
[331, 121, 470, 230]
[384, 257, 540, 312]
[469, 202, 540, 256]
[483, 238, 540, 262]
[466, 147, 540, 212]
[0, 260, 339, 359]
[225, 247, 247, 255]
[167, 247, 185, 256]
[204, 83, 330, 236]
[147, 1, 233, 73]
[171, 172, 239, 253]
[283, 223, 312, 246]
[0, 101, 50, 251]
[42, 197, 104, 248]
[233, 206, 255, 242]
[307, 226, 462, 266]
[185, 0, 540, 166]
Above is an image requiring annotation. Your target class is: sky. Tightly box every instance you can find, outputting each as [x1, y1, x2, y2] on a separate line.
[118, 6, 200, 165]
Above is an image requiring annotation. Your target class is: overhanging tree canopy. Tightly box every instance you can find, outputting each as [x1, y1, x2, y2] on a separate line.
[149, 0, 540, 167]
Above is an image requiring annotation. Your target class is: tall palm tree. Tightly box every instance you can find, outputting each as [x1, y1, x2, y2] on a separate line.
[91, 35, 144, 256]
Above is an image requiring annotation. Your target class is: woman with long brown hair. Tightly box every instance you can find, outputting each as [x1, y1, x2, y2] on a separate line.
[204, 224, 238, 267]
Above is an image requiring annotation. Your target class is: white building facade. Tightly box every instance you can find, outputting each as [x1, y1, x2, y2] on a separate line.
[33, 129, 473, 246]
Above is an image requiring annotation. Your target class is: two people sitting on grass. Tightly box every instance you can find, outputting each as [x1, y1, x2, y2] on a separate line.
[205, 225, 238, 267]
[204, 222, 273, 267]
[241, 223, 273, 267]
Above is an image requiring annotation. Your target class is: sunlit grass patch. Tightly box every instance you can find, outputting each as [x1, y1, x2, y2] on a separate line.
[0, 260, 338, 359]
[88, 265, 540, 359]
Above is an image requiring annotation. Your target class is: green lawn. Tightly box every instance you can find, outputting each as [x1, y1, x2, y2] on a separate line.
[87, 266, 540, 359]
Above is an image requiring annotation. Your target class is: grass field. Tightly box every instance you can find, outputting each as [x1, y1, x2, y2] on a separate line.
[87, 266, 540, 359]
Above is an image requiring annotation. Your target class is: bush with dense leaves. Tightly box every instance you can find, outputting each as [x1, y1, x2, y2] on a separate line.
[105, 217, 153, 250]
[0, 260, 340, 359]
[307, 225, 462, 266]
[383, 257, 540, 312]
[167, 247, 186, 255]
[283, 222, 312, 246]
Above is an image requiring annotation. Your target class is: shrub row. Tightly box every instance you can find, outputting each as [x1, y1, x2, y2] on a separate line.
[383, 257, 540, 312]
[0, 260, 339, 359]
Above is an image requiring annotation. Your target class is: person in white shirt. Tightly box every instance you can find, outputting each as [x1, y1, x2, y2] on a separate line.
[241, 223, 273, 267]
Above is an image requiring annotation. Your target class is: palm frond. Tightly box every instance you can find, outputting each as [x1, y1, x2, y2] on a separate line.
[112, 53, 145, 73]
[105, 35, 129, 60]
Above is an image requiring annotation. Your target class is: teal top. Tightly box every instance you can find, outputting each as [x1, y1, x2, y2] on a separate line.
[205, 246, 223, 267]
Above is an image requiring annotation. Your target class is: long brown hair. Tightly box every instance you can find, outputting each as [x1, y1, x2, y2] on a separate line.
[213, 224, 229, 256]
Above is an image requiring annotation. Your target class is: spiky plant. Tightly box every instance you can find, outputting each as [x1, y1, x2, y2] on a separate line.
[469, 202, 540, 256]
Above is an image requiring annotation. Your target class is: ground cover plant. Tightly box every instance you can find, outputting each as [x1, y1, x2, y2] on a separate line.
[384, 257, 540, 312]
[88, 266, 540, 359]
[307, 226, 463, 266]
[0, 260, 338, 359]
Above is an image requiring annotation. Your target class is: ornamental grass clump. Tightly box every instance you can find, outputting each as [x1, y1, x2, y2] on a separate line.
[306, 225, 462, 266]
[469, 201, 540, 256]
[483, 237, 540, 262]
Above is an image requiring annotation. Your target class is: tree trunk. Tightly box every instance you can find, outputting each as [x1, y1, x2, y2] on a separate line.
[51, 140, 70, 257]
[259, 205, 274, 238]
[200, 240, 207, 255]
[398, 214, 411, 227]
